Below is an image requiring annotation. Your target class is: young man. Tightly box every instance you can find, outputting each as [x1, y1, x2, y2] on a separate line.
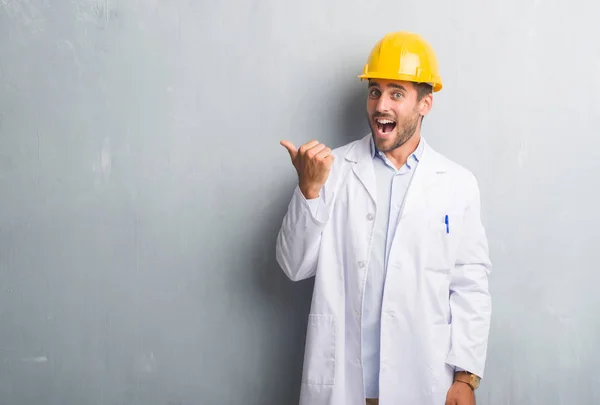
[277, 31, 492, 405]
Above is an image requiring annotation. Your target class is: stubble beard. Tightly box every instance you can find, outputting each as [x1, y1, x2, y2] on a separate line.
[370, 111, 421, 154]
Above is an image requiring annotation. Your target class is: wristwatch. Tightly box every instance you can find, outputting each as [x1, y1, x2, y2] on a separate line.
[454, 371, 480, 390]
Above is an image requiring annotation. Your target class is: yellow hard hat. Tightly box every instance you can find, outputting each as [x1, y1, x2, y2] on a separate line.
[358, 31, 443, 92]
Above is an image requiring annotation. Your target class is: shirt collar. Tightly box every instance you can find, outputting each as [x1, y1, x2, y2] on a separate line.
[370, 135, 425, 167]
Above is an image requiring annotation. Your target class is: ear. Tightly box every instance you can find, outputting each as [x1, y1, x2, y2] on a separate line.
[419, 93, 433, 116]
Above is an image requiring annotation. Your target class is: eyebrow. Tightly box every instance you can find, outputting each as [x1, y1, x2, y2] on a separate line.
[368, 81, 408, 92]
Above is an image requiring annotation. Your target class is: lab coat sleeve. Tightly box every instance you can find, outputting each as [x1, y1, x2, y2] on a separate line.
[446, 173, 492, 378]
[275, 185, 330, 282]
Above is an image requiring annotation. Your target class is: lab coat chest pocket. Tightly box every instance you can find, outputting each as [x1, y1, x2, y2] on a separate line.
[426, 211, 463, 272]
[302, 314, 336, 385]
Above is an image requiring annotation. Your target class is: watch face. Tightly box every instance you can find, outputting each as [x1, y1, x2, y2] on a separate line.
[470, 374, 481, 389]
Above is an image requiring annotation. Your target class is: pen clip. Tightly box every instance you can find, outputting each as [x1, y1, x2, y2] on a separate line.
[444, 215, 449, 234]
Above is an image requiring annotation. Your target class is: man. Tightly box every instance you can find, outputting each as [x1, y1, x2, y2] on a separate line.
[276, 31, 492, 405]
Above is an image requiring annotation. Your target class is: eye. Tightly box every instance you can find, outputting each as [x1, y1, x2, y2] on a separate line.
[369, 88, 380, 98]
[393, 92, 403, 99]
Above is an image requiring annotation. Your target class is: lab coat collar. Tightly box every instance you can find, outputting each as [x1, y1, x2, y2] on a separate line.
[345, 134, 448, 212]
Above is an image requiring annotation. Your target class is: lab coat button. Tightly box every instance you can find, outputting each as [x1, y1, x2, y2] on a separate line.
[358, 261, 366, 269]
[366, 213, 374, 221]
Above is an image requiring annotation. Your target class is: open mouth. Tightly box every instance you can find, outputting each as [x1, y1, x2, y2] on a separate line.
[375, 118, 397, 135]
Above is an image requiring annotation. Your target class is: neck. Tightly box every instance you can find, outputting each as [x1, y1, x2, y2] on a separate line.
[384, 132, 421, 170]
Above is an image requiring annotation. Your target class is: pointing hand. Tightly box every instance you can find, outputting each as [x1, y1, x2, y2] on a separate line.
[280, 140, 334, 200]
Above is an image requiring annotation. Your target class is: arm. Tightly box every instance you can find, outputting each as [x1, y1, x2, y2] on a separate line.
[446, 173, 492, 379]
[275, 187, 330, 281]
[276, 139, 335, 282]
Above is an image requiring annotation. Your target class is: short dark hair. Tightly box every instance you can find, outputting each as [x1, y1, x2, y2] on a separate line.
[414, 82, 433, 101]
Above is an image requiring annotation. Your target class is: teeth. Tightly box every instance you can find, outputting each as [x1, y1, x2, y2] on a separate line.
[376, 119, 395, 124]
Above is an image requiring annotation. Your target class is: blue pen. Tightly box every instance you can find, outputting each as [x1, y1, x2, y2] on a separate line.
[445, 215, 449, 234]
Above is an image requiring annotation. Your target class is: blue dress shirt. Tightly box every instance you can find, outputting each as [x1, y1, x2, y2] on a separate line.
[362, 137, 424, 398]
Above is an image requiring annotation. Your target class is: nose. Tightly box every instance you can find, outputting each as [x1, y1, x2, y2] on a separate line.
[375, 95, 388, 112]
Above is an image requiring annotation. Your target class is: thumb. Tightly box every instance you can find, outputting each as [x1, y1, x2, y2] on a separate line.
[280, 140, 298, 160]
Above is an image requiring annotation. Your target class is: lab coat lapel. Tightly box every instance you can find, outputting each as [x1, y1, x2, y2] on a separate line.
[345, 135, 377, 205]
[401, 141, 447, 218]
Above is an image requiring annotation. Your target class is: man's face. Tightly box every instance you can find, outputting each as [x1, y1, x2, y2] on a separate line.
[366, 79, 431, 153]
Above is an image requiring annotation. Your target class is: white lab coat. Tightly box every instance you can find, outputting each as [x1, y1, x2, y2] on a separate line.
[276, 134, 492, 405]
